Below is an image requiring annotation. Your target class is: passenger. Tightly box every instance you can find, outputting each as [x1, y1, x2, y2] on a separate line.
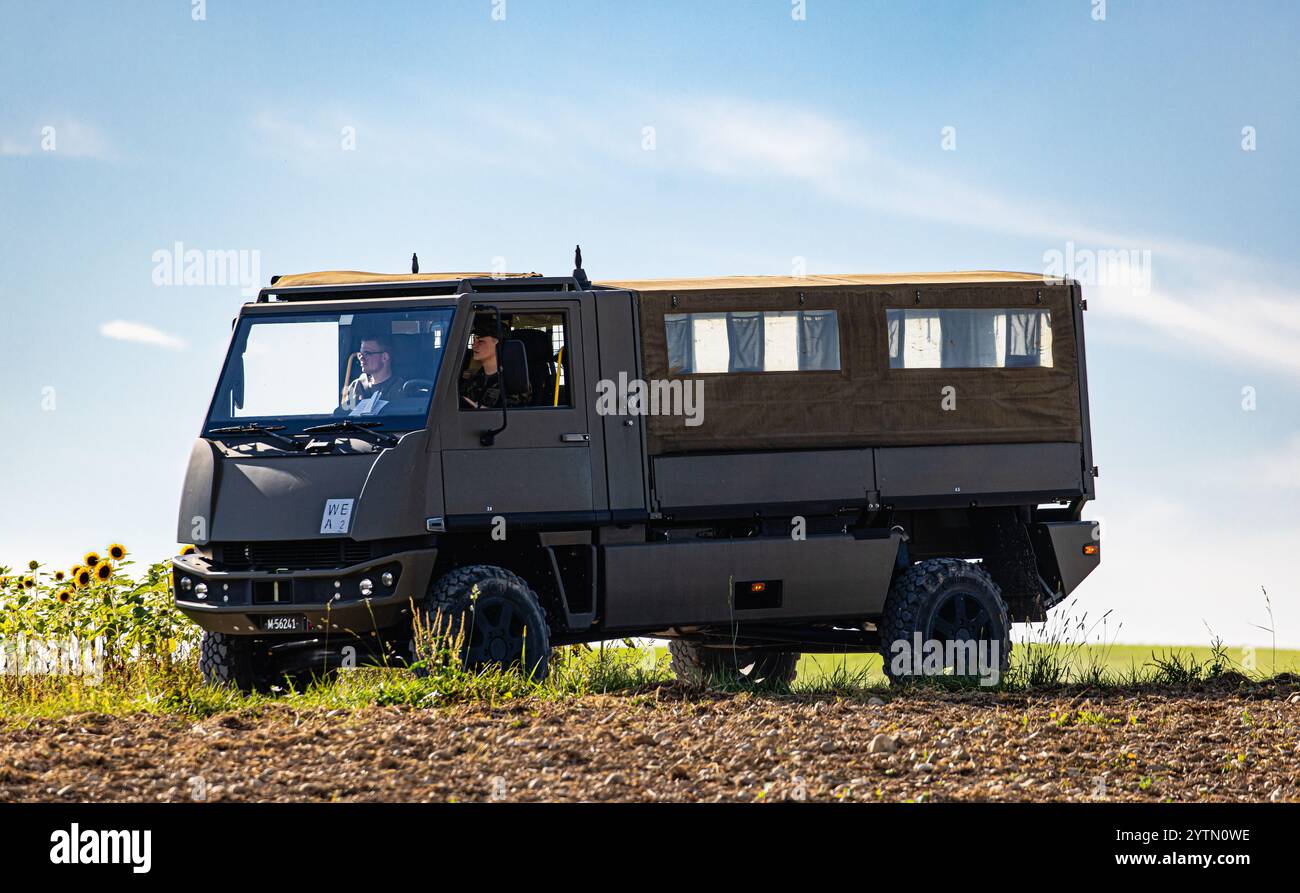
[460, 317, 532, 409]
[344, 334, 406, 414]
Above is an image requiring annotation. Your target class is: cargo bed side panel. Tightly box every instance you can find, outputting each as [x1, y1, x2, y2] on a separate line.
[602, 534, 900, 629]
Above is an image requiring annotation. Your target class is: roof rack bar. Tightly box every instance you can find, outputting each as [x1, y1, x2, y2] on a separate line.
[255, 275, 592, 303]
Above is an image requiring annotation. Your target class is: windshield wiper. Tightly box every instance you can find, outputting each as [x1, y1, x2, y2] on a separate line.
[301, 420, 399, 447]
[208, 423, 305, 451]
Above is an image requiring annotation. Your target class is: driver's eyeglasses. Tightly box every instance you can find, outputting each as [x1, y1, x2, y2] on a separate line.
[357, 350, 387, 359]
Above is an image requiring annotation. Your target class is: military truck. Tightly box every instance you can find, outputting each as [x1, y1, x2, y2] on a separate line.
[174, 253, 1099, 690]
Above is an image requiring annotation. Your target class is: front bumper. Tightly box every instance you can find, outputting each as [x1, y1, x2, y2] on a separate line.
[173, 548, 438, 636]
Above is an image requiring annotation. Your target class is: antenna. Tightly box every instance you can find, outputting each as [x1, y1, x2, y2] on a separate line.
[572, 244, 590, 289]
[411, 253, 419, 274]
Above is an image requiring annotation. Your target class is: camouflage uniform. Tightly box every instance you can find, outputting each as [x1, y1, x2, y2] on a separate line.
[459, 367, 531, 409]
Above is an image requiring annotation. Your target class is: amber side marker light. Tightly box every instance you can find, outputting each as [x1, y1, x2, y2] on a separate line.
[750, 582, 767, 593]
[1082, 543, 1100, 556]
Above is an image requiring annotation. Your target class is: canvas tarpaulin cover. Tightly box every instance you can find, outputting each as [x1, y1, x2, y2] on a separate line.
[620, 275, 1082, 456]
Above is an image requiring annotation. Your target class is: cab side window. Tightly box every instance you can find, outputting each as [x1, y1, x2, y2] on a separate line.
[461, 312, 573, 409]
[508, 312, 572, 408]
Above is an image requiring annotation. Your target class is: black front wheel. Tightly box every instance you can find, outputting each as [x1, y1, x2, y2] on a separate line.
[416, 565, 552, 679]
[878, 558, 1011, 685]
[199, 631, 272, 693]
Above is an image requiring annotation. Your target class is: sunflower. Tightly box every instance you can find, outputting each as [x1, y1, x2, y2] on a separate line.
[27, 559, 39, 571]
[53, 570, 66, 582]
[83, 551, 102, 568]
[179, 544, 198, 556]
[56, 588, 73, 604]
[20, 576, 35, 589]
[94, 562, 113, 583]
[107, 543, 127, 561]
[73, 567, 93, 588]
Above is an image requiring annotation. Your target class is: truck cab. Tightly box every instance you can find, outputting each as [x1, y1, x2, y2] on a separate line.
[175, 263, 1100, 690]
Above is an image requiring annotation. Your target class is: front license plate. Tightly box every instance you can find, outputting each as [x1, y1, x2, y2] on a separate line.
[261, 615, 307, 633]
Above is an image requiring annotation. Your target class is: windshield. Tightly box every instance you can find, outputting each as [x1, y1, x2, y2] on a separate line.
[205, 305, 456, 436]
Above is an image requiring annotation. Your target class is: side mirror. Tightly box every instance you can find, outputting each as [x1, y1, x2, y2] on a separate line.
[479, 339, 531, 447]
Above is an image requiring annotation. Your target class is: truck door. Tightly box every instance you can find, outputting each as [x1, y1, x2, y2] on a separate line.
[440, 298, 598, 522]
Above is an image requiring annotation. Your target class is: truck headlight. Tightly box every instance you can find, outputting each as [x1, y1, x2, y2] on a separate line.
[381, 571, 394, 588]
[359, 578, 373, 597]
[180, 577, 192, 592]
[194, 583, 208, 599]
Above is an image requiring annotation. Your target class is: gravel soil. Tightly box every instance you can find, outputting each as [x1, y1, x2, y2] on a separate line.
[2, 683, 1297, 803]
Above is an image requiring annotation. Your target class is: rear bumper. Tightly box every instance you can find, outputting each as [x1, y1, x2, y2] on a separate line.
[172, 548, 437, 636]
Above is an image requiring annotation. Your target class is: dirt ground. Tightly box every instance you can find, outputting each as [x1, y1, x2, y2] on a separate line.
[2, 682, 1297, 803]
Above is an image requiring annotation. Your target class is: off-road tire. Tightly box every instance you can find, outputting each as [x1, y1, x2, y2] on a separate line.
[417, 564, 552, 679]
[668, 640, 799, 688]
[879, 558, 1012, 686]
[198, 630, 264, 693]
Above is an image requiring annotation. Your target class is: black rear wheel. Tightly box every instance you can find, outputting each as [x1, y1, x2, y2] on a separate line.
[668, 640, 799, 688]
[879, 558, 1011, 685]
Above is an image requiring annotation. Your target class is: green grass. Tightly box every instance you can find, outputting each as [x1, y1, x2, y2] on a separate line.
[1, 641, 1294, 722]
[0, 643, 674, 721]
[794, 644, 1300, 687]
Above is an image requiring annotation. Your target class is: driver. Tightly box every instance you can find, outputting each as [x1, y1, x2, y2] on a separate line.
[344, 334, 407, 413]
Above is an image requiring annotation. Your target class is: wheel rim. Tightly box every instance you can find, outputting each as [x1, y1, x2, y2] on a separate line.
[926, 590, 995, 646]
[466, 598, 529, 666]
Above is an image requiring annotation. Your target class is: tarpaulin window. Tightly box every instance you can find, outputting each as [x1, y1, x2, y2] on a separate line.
[1005, 311, 1049, 367]
[798, 310, 841, 370]
[664, 310, 841, 374]
[887, 308, 1053, 368]
[664, 313, 695, 375]
[726, 312, 764, 372]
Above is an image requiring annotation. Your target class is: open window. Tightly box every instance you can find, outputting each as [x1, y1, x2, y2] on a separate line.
[887, 308, 1053, 369]
[664, 310, 841, 374]
[460, 311, 575, 409]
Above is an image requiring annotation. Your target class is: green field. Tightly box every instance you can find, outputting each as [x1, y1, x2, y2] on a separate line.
[792, 643, 1300, 686]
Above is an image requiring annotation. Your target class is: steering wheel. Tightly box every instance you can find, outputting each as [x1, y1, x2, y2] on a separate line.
[401, 379, 435, 399]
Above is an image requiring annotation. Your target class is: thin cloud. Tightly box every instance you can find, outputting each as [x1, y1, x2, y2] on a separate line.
[99, 320, 188, 351]
[0, 138, 33, 156]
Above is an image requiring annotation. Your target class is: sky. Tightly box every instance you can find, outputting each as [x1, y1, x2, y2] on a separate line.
[1, 0, 1298, 649]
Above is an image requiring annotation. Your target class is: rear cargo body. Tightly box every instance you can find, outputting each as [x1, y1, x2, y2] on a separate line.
[618, 273, 1093, 516]
[174, 267, 1100, 688]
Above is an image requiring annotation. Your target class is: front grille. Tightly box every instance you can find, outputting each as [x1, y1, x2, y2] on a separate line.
[219, 540, 372, 570]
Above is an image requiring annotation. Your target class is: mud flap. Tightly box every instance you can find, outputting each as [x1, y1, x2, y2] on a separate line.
[1031, 520, 1100, 608]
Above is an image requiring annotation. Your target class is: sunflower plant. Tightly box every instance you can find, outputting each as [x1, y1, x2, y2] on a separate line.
[0, 545, 202, 675]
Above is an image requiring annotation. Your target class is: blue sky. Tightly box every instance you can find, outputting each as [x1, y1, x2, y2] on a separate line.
[2, 0, 1298, 648]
